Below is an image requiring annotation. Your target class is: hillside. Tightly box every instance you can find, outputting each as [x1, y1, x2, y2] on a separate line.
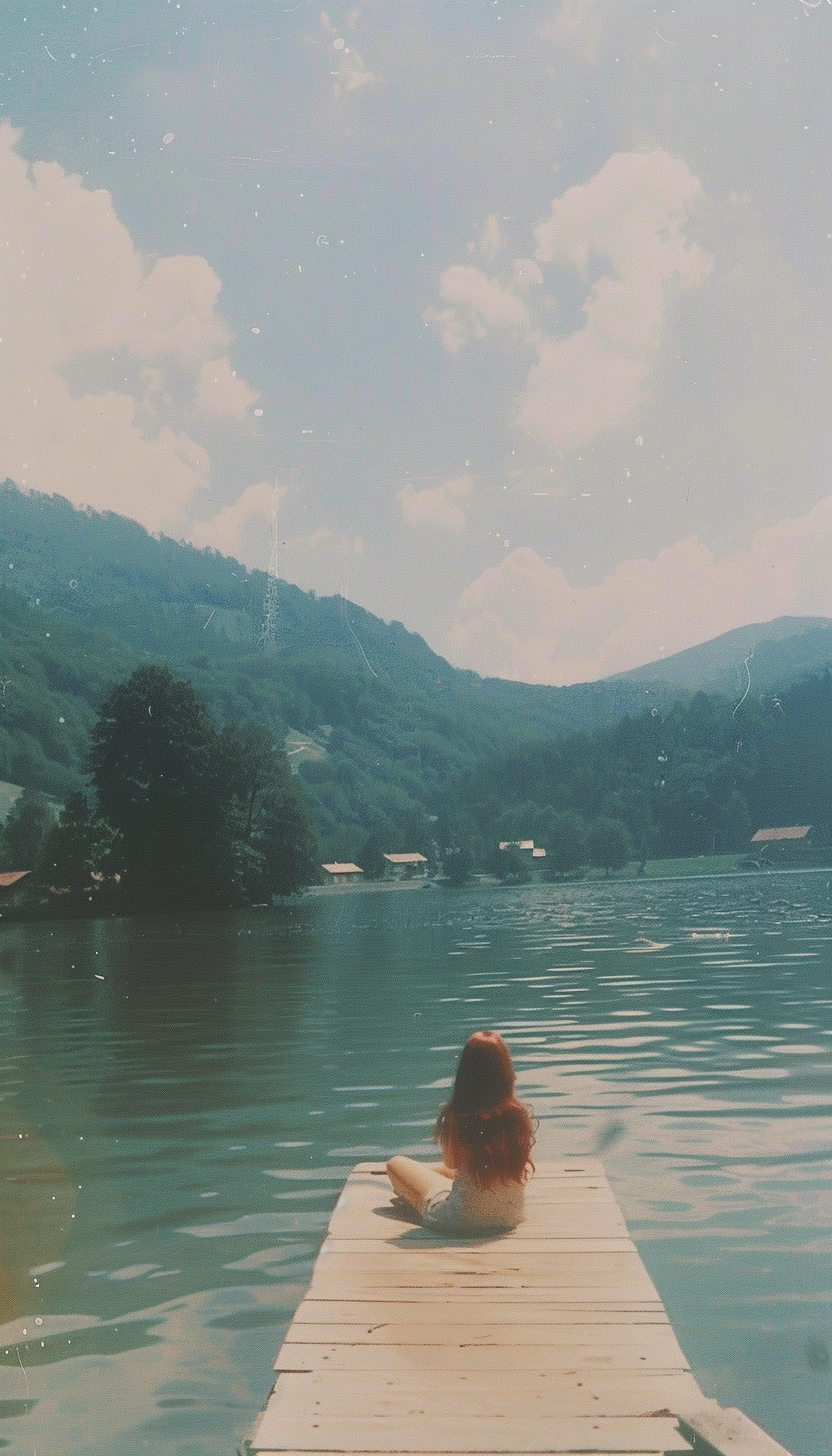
[2, 480, 830, 860]
[617, 616, 832, 698]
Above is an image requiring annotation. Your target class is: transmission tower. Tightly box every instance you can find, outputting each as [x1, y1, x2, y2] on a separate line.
[259, 506, 279, 654]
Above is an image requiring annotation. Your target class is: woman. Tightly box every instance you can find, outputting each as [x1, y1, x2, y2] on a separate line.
[387, 1030, 535, 1232]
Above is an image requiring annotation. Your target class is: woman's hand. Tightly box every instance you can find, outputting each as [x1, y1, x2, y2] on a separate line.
[430, 1162, 456, 1178]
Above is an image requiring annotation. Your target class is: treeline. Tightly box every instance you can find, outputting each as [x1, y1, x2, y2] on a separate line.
[432, 673, 832, 876]
[1, 665, 319, 913]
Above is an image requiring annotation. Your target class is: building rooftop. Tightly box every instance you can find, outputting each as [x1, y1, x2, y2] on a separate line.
[750, 826, 811, 842]
[383, 852, 428, 864]
[321, 862, 364, 875]
[0, 870, 30, 888]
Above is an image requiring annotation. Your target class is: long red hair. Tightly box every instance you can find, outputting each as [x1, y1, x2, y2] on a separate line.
[434, 1031, 535, 1189]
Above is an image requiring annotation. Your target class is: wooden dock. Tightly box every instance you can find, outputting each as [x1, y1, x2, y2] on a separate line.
[252, 1159, 793, 1456]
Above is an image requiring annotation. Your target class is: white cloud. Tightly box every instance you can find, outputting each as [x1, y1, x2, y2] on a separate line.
[0, 123, 258, 533]
[425, 150, 712, 448]
[446, 492, 832, 685]
[538, 0, 605, 59]
[195, 358, 260, 418]
[398, 473, 474, 536]
[319, 10, 380, 95]
[423, 265, 530, 353]
[189, 482, 286, 565]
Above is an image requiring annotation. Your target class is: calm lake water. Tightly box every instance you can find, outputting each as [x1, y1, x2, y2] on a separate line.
[1, 871, 830, 1456]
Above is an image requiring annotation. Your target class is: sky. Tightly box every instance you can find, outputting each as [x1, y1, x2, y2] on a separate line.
[1, 0, 830, 684]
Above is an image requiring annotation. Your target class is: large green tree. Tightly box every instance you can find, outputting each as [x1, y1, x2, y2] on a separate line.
[218, 721, 319, 900]
[35, 791, 116, 903]
[89, 665, 229, 907]
[544, 811, 589, 877]
[587, 817, 633, 876]
[1, 788, 56, 869]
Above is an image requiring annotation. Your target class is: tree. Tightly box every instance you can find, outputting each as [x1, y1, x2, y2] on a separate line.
[1, 788, 56, 868]
[358, 825, 388, 880]
[587, 816, 633, 876]
[485, 843, 532, 884]
[89, 665, 228, 907]
[251, 779, 320, 898]
[544, 812, 588, 877]
[35, 791, 116, 901]
[442, 842, 474, 887]
[218, 720, 319, 900]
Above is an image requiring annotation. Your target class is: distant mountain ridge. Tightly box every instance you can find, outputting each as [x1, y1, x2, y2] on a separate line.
[2, 479, 830, 858]
[617, 616, 832, 698]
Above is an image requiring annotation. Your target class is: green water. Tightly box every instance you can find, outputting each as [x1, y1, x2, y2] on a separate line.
[1, 871, 830, 1456]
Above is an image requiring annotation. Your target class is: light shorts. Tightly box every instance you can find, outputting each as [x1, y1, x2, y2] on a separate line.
[421, 1179, 523, 1234]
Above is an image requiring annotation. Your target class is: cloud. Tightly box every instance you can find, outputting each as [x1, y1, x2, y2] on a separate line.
[398, 474, 474, 536]
[319, 10, 380, 95]
[425, 150, 712, 448]
[195, 358, 260, 418]
[189, 482, 286, 565]
[538, 0, 605, 60]
[445, 492, 832, 684]
[423, 266, 531, 353]
[0, 123, 258, 533]
[191, 484, 364, 585]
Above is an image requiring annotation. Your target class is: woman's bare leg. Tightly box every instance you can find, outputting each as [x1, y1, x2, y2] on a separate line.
[386, 1156, 451, 1215]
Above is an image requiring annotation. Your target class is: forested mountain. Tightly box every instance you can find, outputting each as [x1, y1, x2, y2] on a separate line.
[434, 672, 832, 866]
[2, 480, 831, 864]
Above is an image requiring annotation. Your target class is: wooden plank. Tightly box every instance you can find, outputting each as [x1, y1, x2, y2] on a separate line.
[269, 1369, 704, 1418]
[322, 1239, 633, 1259]
[307, 1279, 664, 1304]
[295, 1288, 665, 1308]
[314, 1244, 647, 1266]
[274, 1343, 690, 1373]
[325, 1208, 630, 1243]
[253, 1410, 691, 1453]
[280, 1323, 688, 1361]
[312, 1249, 654, 1277]
[327, 1207, 624, 1239]
[309, 1266, 660, 1295]
[291, 1301, 673, 1326]
[333, 1182, 618, 1212]
[351, 1160, 607, 1178]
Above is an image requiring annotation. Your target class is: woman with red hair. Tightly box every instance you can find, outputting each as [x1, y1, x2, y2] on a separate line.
[387, 1030, 535, 1232]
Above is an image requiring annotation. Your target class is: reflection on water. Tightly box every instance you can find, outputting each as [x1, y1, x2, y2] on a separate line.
[0, 871, 830, 1455]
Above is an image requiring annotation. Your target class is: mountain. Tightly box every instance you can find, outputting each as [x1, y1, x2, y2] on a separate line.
[2, 479, 830, 858]
[617, 617, 832, 699]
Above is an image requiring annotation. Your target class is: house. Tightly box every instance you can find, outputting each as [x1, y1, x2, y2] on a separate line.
[0, 870, 31, 908]
[749, 826, 812, 862]
[498, 840, 547, 862]
[382, 852, 429, 880]
[321, 862, 364, 885]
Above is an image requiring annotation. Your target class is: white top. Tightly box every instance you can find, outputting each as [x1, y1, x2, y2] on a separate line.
[422, 1169, 525, 1232]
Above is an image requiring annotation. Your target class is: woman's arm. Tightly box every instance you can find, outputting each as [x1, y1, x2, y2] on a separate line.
[430, 1162, 456, 1178]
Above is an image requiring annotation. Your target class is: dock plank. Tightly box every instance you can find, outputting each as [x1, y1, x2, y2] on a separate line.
[274, 1343, 691, 1374]
[291, 1301, 673, 1326]
[269, 1369, 704, 1418]
[254, 1412, 691, 1453]
[280, 1323, 688, 1362]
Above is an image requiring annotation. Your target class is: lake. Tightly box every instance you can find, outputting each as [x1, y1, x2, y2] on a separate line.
[1, 870, 830, 1456]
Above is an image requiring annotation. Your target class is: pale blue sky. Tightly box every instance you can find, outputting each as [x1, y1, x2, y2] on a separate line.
[2, 0, 830, 681]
